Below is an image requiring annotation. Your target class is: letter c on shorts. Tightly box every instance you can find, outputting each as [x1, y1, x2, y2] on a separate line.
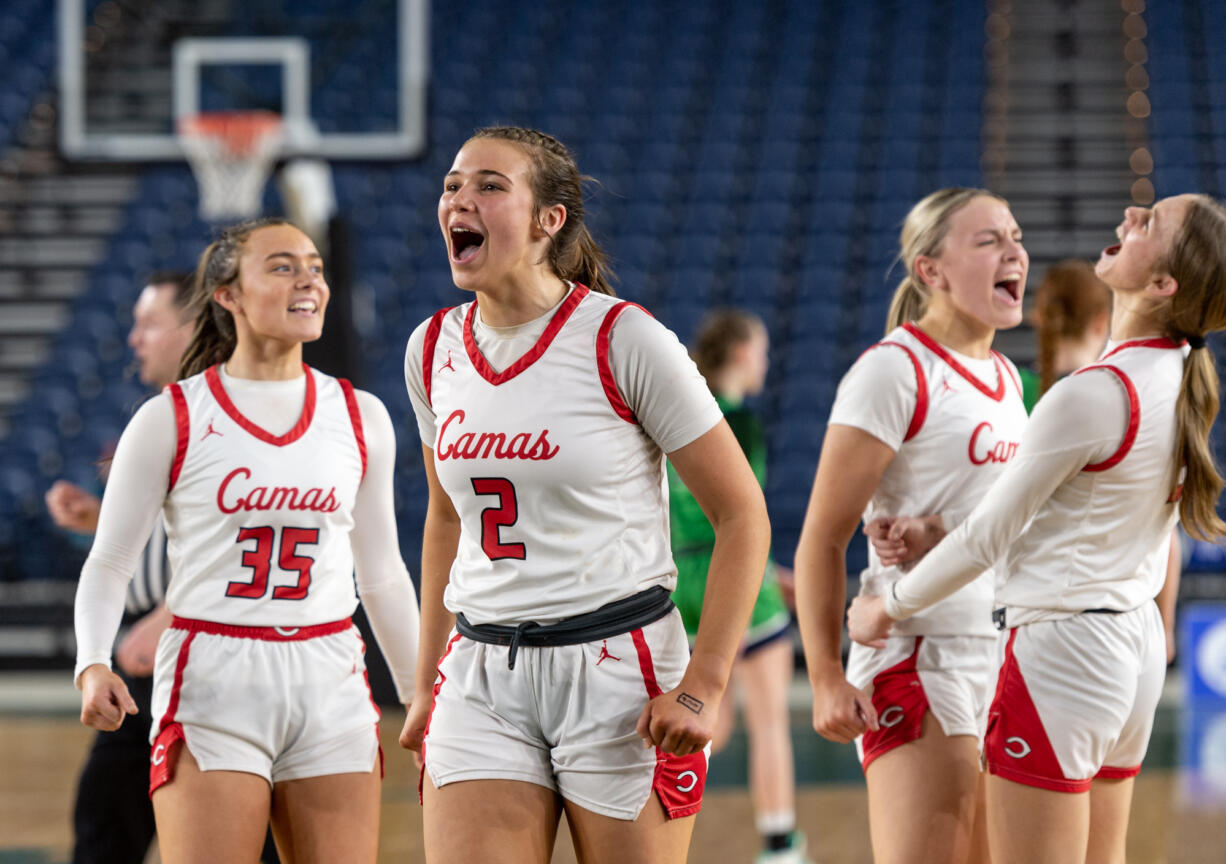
[675, 770, 699, 793]
[152, 744, 166, 766]
[1004, 736, 1031, 759]
[879, 706, 905, 728]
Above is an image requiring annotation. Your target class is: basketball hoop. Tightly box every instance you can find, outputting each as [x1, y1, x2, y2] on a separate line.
[178, 111, 283, 221]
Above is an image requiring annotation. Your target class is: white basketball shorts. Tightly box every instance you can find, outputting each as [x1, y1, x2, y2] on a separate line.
[985, 603, 1166, 793]
[421, 608, 707, 821]
[845, 633, 999, 769]
[149, 616, 381, 793]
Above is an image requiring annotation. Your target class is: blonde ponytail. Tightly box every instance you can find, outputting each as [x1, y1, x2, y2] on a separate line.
[1175, 348, 1226, 539]
[885, 275, 930, 333]
[1161, 195, 1226, 539]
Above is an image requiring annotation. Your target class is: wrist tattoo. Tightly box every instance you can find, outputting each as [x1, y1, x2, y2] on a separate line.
[677, 692, 704, 714]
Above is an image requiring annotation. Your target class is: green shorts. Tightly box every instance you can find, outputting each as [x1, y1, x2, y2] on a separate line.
[671, 548, 791, 651]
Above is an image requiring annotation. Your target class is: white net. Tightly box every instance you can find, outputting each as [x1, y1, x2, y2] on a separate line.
[178, 111, 283, 221]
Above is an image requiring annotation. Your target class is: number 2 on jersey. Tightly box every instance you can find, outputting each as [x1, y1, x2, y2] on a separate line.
[227, 526, 319, 600]
[471, 477, 526, 560]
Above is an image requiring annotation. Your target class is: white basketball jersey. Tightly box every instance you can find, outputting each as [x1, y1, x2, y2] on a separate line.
[161, 365, 365, 626]
[997, 338, 1184, 624]
[421, 286, 676, 626]
[838, 323, 1028, 636]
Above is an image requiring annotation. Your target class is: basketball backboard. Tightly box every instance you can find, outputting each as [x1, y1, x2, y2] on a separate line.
[57, 0, 428, 161]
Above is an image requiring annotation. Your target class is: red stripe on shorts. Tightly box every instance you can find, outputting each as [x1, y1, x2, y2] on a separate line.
[985, 629, 1091, 793]
[859, 637, 929, 772]
[169, 616, 352, 641]
[419, 632, 463, 803]
[149, 629, 199, 797]
[630, 627, 706, 820]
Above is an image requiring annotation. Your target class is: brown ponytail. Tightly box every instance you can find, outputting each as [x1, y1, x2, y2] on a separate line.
[177, 218, 295, 380]
[1033, 260, 1111, 394]
[1161, 196, 1226, 539]
[886, 187, 1007, 334]
[470, 126, 617, 296]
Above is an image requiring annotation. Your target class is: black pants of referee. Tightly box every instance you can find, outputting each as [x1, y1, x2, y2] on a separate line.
[72, 671, 280, 864]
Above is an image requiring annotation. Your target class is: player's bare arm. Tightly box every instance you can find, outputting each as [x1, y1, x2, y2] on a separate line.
[794, 424, 895, 743]
[642, 418, 769, 755]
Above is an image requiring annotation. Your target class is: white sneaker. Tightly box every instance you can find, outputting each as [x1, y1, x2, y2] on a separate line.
[754, 831, 815, 864]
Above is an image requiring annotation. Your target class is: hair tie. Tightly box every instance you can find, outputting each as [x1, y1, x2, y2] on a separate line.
[1187, 334, 1207, 350]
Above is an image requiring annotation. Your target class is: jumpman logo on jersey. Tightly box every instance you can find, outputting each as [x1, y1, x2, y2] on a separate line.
[940, 378, 956, 396]
[438, 349, 457, 374]
[595, 639, 621, 665]
[201, 419, 223, 441]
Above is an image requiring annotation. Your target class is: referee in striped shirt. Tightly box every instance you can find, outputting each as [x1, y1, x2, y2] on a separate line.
[46, 272, 193, 864]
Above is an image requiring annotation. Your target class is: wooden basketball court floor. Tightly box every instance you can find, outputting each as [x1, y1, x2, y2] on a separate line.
[2, 676, 1225, 863]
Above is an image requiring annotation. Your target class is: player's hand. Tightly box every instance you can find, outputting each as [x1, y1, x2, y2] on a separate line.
[115, 605, 172, 677]
[399, 687, 433, 771]
[636, 681, 719, 756]
[847, 595, 893, 648]
[810, 671, 879, 743]
[78, 664, 138, 731]
[863, 515, 944, 568]
[45, 480, 102, 534]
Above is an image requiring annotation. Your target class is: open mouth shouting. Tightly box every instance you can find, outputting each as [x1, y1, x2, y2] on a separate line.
[993, 275, 1023, 306]
[449, 223, 486, 264]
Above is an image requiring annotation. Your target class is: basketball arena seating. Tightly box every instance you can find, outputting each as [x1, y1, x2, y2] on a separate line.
[0, 0, 53, 153]
[1, 0, 991, 582]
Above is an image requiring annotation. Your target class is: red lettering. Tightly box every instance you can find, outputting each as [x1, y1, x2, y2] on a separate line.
[217, 467, 252, 513]
[435, 409, 560, 462]
[968, 421, 1020, 466]
[437, 409, 466, 460]
[529, 431, 559, 460]
[215, 466, 341, 514]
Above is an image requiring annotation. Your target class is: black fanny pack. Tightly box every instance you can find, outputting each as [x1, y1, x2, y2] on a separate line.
[456, 585, 675, 670]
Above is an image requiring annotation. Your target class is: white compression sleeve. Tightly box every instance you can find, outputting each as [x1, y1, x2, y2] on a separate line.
[883, 370, 1129, 620]
[349, 390, 420, 702]
[73, 394, 176, 683]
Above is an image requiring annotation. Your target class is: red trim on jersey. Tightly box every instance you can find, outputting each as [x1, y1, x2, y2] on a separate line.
[1095, 764, 1141, 780]
[419, 632, 463, 803]
[1100, 337, 1184, 361]
[168, 615, 353, 641]
[204, 363, 316, 446]
[463, 284, 589, 386]
[985, 630, 1091, 793]
[338, 378, 367, 480]
[597, 301, 651, 424]
[864, 341, 929, 441]
[902, 322, 1008, 402]
[1074, 364, 1140, 473]
[167, 383, 189, 492]
[859, 637, 929, 772]
[997, 352, 1024, 399]
[422, 307, 450, 408]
